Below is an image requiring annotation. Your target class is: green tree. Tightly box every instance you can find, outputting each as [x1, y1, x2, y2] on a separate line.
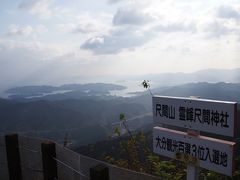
[109, 112, 185, 179]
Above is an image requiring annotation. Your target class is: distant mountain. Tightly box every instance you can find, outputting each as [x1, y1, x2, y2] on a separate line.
[6, 85, 59, 95]
[0, 99, 87, 130]
[0, 97, 149, 146]
[9, 89, 120, 102]
[5, 83, 126, 100]
[130, 68, 240, 87]
[152, 82, 240, 102]
[1, 81, 239, 147]
[129, 82, 240, 116]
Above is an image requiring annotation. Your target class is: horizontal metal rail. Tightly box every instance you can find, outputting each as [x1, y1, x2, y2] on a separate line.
[53, 157, 89, 179]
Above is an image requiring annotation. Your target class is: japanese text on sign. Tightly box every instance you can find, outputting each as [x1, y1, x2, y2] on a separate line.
[153, 96, 237, 137]
[156, 104, 229, 127]
[153, 127, 236, 176]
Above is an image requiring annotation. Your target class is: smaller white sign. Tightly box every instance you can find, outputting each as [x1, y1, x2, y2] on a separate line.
[153, 96, 237, 137]
[153, 127, 236, 176]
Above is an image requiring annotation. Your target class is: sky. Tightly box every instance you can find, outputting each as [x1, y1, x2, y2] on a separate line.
[0, 0, 240, 90]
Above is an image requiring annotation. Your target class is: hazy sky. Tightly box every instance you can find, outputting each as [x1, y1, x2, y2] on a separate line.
[0, 0, 240, 89]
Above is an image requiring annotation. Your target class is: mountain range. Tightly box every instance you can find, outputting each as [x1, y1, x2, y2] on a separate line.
[5, 83, 125, 100]
[0, 80, 239, 147]
[132, 68, 240, 87]
[152, 82, 240, 102]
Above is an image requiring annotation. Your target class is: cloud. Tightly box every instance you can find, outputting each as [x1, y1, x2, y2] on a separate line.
[107, 0, 124, 4]
[18, 0, 54, 19]
[35, 25, 48, 34]
[6, 25, 33, 36]
[113, 7, 154, 26]
[6, 24, 47, 37]
[217, 5, 240, 20]
[72, 23, 98, 34]
[200, 19, 239, 38]
[58, 23, 98, 34]
[0, 38, 102, 92]
[80, 19, 197, 54]
[81, 27, 154, 54]
[154, 22, 196, 33]
[58, 12, 109, 35]
[81, 7, 197, 55]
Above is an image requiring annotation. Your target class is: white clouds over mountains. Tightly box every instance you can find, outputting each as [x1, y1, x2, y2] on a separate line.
[80, 1, 240, 54]
[81, 2, 196, 54]
[13, 0, 240, 55]
[81, 27, 154, 54]
[0, 0, 240, 89]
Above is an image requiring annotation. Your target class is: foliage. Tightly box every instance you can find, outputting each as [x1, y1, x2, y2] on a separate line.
[142, 80, 151, 89]
[141, 80, 153, 96]
[147, 155, 186, 180]
[108, 112, 186, 179]
[119, 113, 126, 121]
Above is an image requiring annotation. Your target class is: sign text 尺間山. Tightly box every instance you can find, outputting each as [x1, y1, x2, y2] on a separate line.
[153, 96, 237, 137]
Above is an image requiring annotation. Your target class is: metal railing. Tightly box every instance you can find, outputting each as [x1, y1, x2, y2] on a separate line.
[0, 134, 160, 180]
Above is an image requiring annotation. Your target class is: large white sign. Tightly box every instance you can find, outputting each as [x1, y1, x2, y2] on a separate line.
[153, 96, 237, 137]
[153, 127, 236, 176]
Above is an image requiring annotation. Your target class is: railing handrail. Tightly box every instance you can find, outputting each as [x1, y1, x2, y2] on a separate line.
[0, 134, 160, 180]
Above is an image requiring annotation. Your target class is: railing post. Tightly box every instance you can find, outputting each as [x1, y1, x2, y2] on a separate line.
[41, 141, 58, 180]
[5, 133, 23, 180]
[90, 164, 109, 180]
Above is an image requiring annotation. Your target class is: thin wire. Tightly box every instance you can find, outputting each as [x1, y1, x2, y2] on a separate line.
[20, 161, 43, 173]
[22, 166, 43, 173]
[19, 146, 41, 153]
[52, 157, 89, 179]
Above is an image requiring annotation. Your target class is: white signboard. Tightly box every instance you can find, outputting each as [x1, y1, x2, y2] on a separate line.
[153, 96, 237, 137]
[153, 127, 236, 176]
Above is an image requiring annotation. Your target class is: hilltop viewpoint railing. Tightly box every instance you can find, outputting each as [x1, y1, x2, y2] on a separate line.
[0, 134, 160, 180]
